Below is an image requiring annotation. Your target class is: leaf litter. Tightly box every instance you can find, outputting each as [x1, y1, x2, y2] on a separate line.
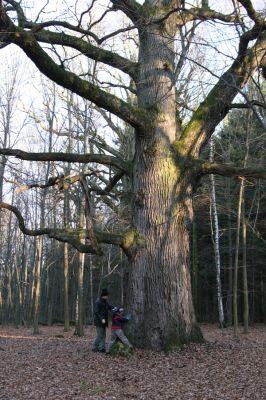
[0, 324, 265, 400]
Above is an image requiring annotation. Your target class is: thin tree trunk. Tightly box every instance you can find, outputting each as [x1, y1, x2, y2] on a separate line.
[63, 91, 74, 331]
[20, 236, 27, 326]
[75, 203, 85, 336]
[33, 236, 43, 334]
[7, 265, 15, 324]
[192, 213, 198, 317]
[242, 184, 249, 333]
[226, 177, 233, 326]
[27, 239, 37, 327]
[261, 272, 266, 324]
[241, 109, 251, 333]
[4, 188, 16, 324]
[0, 287, 3, 324]
[63, 242, 70, 331]
[209, 139, 224, 328]
[89, 254, 94, 324]
[120, 249, 124, 306]
[47, 257, 56, 326]
[76, 251, 85, 336]
[15, 258, 22, 326]
[233, 178, 244, 339]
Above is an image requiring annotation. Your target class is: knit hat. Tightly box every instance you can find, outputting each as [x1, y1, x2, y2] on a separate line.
[100, 288, 109, 297]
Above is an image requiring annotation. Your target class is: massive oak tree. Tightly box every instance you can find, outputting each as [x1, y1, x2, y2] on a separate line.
[0, 0, 265, 349]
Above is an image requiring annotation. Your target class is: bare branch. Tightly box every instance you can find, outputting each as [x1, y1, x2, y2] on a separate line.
[197, 161, 266, 180]
[230, 100, 266, 109]
[0, 148, 130, 173]
[15, 168, 124, 201]
[104, 170, 125, 193]
[0, 201, 102, 254]
[178, 26, 266, 157]
[237, 0, 266, 26]
[0, 201, 144, 257]
[32, 29, 138, 80]
[0, 8, 145, 127]
[152, 6, 242, 27]
[111, 0, 142, 23]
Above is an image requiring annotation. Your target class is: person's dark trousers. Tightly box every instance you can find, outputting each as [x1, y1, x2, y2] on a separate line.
[92, 326, 106, 352]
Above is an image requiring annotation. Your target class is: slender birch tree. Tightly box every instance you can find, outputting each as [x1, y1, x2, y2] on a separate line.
[209, 138, 224, 328]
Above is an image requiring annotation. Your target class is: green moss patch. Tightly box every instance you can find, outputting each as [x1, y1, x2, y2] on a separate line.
[109, 342, 133, 358]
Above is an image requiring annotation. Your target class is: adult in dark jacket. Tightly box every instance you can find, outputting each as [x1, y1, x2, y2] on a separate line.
[92, 288, 112, 353]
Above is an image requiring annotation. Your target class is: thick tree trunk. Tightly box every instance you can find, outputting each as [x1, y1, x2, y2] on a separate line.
[128, 23, 202, 350]
[129, 187, 201, 349]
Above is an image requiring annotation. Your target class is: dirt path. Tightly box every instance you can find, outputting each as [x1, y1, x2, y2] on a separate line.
[0, 324, 265, 399]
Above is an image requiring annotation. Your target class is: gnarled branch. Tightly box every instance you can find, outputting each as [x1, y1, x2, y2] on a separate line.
[0, 201, 102, 254]
[111, 0, 142, 23]
[237, 0, 266, 26]
[0, 148, 130, 173]
[0, 6, 145, 128]
[15, 170, 125, 197]
[151, 6, 242, 27]
[0, 201, 144, 257]
[196, 161, 266, 180]
[32, 29, 138, 81]
[178, 26, 266, 158]
[3, 0, 138, 78]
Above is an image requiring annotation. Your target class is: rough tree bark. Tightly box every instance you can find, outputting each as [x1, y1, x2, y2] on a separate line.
[128, 14, 202, 348]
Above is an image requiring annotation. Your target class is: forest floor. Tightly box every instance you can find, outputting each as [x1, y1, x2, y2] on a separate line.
[0, 324, 265, 400]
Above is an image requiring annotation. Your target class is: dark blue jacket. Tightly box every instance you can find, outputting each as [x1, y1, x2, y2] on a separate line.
[93, 298, 112, 327]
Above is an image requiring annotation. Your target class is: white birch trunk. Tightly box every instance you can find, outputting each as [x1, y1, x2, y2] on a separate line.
[210, 138, 224, 328]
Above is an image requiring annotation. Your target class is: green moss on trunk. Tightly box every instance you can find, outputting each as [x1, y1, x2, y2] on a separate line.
[164, 323, 204, 352]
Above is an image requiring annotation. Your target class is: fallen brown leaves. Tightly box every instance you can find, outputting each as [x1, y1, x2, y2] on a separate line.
[0, 324, 265, 400]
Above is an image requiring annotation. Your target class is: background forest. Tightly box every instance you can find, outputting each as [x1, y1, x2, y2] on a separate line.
[0, 0, 265, 338]
[0, 69, 265, 331]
